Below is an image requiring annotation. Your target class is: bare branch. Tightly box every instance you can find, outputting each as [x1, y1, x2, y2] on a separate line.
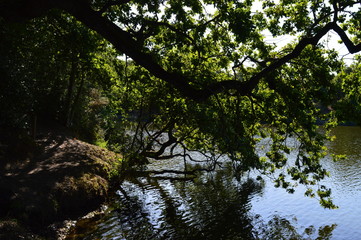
[332, 0, 339, 22]
[151, 176, 195, 181]
[142, 165, 217, 176]
[149, 153, 185, 160]
[145, 119, 178, 149]
[142, 121, 178, 158]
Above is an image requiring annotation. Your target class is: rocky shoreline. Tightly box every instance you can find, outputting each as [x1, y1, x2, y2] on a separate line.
[0, 131, 123, 239]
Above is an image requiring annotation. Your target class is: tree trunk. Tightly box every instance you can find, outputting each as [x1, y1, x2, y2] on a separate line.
[68, 71, 85, 127]
[64, 58, 77, 127]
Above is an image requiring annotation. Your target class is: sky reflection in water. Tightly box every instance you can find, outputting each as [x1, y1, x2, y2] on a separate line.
[67, 126, 361, 240]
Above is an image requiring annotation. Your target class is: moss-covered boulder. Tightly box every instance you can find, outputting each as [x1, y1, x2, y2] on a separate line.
[0, 132, 123, 237]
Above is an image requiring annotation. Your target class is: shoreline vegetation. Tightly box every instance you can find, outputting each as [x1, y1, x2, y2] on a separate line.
[0, 128, 123, 239]
[0, 120, 357, 239]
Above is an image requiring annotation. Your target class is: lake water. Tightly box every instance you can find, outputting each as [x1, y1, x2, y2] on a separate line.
[66, 126, 361, 240]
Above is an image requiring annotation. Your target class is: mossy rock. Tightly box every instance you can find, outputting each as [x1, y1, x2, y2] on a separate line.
[53, 173, 109, 217]
[0, 133, 124, 236]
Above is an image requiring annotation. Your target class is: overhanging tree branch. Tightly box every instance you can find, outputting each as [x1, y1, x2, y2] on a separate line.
[55, 0, 206, 100]
[56, 1, 361, 101]
[331, 23, 361, 53]
[2, 0, 361, 102]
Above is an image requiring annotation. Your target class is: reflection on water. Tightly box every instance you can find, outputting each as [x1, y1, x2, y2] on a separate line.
[325, 127, 361, 193]
[66, 127, 361, 239]
[251, 126, 361, 240]
[253, 215, 337, 240]
[66, 172, 336, 240]
[67, 168, 261, 239]
[328, 127, 361, 157]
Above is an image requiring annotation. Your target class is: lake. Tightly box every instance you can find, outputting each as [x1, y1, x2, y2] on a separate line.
[66, 126, 361, 240]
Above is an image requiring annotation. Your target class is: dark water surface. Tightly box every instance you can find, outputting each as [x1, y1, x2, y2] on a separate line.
[66, 127, 361, 240]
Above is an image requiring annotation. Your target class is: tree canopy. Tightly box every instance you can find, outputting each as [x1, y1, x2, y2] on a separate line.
[1, 0, 361, 208]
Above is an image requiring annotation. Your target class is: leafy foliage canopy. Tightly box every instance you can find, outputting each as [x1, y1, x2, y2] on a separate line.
[2, 0, 361, 208]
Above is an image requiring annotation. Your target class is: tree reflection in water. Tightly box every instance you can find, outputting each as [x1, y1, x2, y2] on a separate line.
[66, 168, 337, 240]
[253, 215, 337, 240]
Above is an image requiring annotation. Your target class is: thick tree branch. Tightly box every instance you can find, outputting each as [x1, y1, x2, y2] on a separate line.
[216, 22, 336, 98]
[2, 0, 361, 102]
[331, 22, 361, 53]
[54, 0, 207, 100]
[143, 129, 178, 159]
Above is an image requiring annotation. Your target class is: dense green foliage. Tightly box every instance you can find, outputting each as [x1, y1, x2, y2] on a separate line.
[1, 0, 361, 208]
[334, 56, 361, 124]
[0, 12, 117, 141]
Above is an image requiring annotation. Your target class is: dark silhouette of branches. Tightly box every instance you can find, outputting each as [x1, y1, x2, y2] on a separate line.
[1, 0, 361, 101]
